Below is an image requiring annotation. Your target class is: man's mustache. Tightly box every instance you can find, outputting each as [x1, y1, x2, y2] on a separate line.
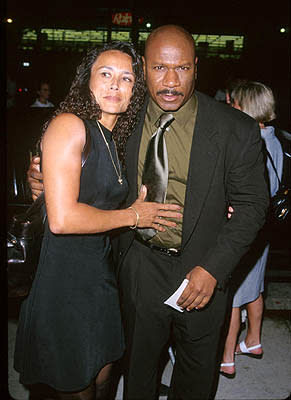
[157, 89, 184, 97]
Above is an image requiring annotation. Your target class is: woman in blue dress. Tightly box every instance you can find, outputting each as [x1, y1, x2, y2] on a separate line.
[14, 41, 181, 399]
[220, 81, 283, 378]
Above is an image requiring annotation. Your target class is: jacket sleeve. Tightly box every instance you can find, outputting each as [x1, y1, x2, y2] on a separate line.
[200, 121, 270, 289]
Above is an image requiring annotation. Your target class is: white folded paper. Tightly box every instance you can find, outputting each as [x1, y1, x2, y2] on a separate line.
[164, 279, 189, 312]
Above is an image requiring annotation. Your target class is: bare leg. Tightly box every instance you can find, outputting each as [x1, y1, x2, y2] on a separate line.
[95, 363, 114, 400]
[239, 294, 264, 355]
[56, 381, 95, 400]
[220, 307, 241, 375]
[55, 363, 114, 400]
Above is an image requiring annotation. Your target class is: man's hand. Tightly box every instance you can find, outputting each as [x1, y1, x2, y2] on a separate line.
[177, 266, 217, 311]
[27, 156, 44, 200]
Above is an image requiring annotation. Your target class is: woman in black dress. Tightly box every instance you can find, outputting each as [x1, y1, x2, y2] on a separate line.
[14, 41, 181, 399]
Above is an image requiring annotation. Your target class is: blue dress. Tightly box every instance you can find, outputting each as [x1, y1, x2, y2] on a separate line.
[232, 126, 283, 307]
[14, 119, 128, 391]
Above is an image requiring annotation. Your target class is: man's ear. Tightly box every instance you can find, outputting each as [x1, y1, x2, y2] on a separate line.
[142, 56, 146, 77]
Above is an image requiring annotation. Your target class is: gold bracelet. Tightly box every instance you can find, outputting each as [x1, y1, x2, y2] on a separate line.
[128, 206, 139, 229]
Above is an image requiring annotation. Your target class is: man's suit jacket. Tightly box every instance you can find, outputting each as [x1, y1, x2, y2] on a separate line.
[114, 91, 269, 289]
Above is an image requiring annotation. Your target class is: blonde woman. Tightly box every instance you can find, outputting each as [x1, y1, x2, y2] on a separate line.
[220, 81, 283, 378]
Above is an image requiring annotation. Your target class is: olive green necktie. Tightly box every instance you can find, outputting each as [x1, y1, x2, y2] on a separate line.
[138, 113, 175, 240]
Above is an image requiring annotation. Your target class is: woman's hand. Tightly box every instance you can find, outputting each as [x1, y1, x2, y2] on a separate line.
[129, 185, 182, 231]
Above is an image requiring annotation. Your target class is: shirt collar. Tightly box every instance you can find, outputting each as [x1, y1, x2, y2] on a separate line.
[261, 125, 275, 139]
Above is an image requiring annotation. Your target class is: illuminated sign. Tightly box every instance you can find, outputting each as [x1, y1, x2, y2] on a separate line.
[112, 12, 144, 26]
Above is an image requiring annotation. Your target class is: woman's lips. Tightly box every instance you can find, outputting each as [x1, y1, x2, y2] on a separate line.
[104, 95, 121, 102]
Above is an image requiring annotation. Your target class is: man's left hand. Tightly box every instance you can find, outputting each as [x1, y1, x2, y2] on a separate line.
[177, 266, 217, 311]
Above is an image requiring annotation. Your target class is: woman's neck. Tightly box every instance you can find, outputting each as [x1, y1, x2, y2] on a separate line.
[99, 115, 118, 131]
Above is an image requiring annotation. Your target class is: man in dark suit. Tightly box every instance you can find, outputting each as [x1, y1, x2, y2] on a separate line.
[114, 25, 269, 399]
[27, 25, 269, 399]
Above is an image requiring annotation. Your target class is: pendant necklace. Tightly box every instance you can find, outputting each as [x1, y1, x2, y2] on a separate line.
[96, 120, 123, 185]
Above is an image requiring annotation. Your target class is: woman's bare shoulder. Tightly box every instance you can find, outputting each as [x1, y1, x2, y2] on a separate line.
[44, 113, 86, 142]
[49, 113, 84, 129]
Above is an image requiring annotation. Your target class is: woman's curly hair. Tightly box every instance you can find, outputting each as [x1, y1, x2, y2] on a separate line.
[42, 41, 146, 164]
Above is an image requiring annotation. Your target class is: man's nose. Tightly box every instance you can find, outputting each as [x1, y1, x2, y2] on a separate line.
[163, 69, 180, 88]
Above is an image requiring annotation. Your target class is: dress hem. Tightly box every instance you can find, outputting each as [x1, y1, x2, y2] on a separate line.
[16, 350, 124, 393]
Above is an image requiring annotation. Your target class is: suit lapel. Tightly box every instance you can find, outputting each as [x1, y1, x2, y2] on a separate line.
[182, 93, 221, 249]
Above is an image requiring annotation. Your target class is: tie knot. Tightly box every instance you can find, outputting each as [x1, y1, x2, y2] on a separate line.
[158, 113, 175, 130]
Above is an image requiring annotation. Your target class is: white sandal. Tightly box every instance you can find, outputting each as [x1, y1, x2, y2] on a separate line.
[235, 340, 263, 359]
[220, 362, 235, 379]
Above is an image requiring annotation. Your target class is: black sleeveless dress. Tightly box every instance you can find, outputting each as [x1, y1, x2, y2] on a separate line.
[14, 119, 128, 392]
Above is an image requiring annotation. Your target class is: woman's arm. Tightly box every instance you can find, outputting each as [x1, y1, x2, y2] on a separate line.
[42, 114, 182, 235]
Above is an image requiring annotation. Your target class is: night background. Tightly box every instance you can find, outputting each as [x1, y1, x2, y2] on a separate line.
[4, 1, 290, 128]
[3, 2, 291, 399]
[3, 0, 290, 201]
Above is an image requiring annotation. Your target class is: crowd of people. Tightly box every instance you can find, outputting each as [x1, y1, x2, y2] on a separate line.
[11, 24, 289, 400]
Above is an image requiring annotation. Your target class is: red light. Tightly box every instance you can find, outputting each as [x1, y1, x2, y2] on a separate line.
[18, 88, 23, 92]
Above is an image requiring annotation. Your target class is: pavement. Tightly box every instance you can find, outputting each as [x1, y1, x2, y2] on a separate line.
[7, 274, 291, 400]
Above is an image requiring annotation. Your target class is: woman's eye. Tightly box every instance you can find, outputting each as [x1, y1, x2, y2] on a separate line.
[123, 76, 133, 82]
[101, 72, 110, 77]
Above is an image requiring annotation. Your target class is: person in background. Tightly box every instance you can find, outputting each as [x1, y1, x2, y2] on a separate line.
[220, 81, 283, 379]
[214, 77, 246, 105]
[31, 81, 54, 108]
[14, 41, 181, 400]
[26, 25, 269, 399]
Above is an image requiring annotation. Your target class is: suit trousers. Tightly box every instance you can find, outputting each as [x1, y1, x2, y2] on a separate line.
[119, 239, 228, 400]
